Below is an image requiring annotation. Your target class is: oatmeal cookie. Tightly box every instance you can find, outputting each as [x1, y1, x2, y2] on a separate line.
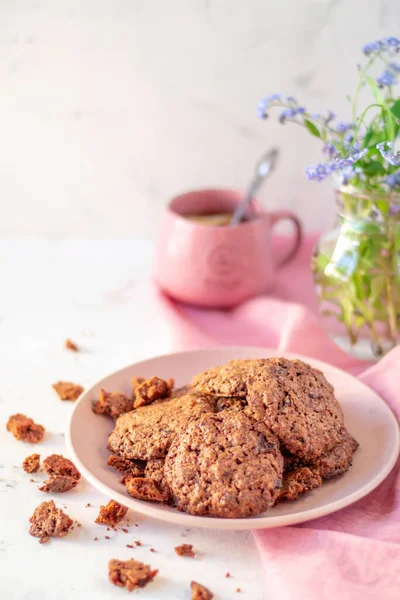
[191, 581, 214, 600]
[43, 454, 81, 480]
[29, 500, 73, 543]
[108, 558, 158, 592]
[7, 414, 45, 443]
[311, 428, 359, 478]
[133, 376, 174, 409]
[278, 467, 322, 502]
[52, 381, 84, 401]
[164, 411, 283, 518]
[23, 454, 40, 473]
[108, 393, 216, 460]
[95, 500, 128, 526]
[193, 358, 344, 461]
[93, 389, 133, 419]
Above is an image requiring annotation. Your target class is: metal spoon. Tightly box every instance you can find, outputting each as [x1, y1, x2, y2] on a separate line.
[230, 147, 280, 226]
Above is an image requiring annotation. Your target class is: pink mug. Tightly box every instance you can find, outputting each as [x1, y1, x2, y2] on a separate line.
[153, 189, 303, 308]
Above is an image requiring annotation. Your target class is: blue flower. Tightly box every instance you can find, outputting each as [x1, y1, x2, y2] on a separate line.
[286, 96, 297, 104]
[389, 62, 400, 72]
[363, 41, 381, 55]
[384, 36, 400, 49]
[305, 163, 331, 182]
[336, 121, 354, 133]
[385, 172, 400, 188]
[323, 142, 339, 158]
[377, 141, 400, 166]
[377, 69, 396, 87]
[390, 204, 400, 216]
[335, 149, 367, 169]
[363, 37, 400, 55]
[325, 110, 336, 124]
[338, 166, 356, 185]
[257, 94, 283, 118]
[279, 106, 306, 123]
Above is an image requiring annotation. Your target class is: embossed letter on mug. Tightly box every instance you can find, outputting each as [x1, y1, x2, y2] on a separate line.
[153, 189, 303, 308]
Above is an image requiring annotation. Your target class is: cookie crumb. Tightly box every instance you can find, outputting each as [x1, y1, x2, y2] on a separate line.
[65, 339, 79, 352]
[126, 544, 134, 548]
[236, 588, 242, 593]
[29, 500, 73, 543]
[134, 376, 174, 409]
[108, 558, 158, 592]
[77, 523, 82, 528]
[23, 454, 40, 473]
[105, 535, 110, 540]
[134, 540, 142, 546]
[85, 503, 91, 507]
[52, 381, 84, 401]
[39, 475, 78, 493]
[121, 528, 128, 533]
[150, 548, 156, 552]
[95, 500, 128, 526]
[190, 581, 213, 600]
[7, 414, 45, 444]
[175, 544, 195, 558]
[93, 389, 133, 419]
[29, 478, 37, 483]
[225, 572, 231, 578]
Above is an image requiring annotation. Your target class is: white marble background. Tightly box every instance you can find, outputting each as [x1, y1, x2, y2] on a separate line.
[0, 0, 399, 238]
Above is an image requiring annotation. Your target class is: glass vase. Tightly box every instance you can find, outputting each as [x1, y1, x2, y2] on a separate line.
[312, 185, 400, 360]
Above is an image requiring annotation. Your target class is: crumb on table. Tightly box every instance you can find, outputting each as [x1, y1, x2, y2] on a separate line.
[133, 376, 174, 409]
[175, 544, 195, 558]
[225, 572, 231, 578]
[92, 388, 133, 419]
[108, 558, 158, 592]
[7, 414, 45, 444]
[52, 381, 84, 401]
[23, 454, 40, 473]
[190, 581, 214, 600]
[65, 339, 79, 352]
[39, 475, 78, 493]
[95, 500, 128, 526]
[29, 500, 73, 544]
[43, 454, 81, 480]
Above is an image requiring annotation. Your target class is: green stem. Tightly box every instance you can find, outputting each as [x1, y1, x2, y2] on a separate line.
[352, 57, 375, 122]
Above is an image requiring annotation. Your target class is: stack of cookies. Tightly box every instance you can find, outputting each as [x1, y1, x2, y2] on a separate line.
[94, 358, 358, 519]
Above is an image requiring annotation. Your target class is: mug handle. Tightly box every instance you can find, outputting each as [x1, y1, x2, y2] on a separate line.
[269, 210, 303, 267]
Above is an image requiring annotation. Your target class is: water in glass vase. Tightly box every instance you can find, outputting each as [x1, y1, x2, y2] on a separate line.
[312, 186, 400, 360]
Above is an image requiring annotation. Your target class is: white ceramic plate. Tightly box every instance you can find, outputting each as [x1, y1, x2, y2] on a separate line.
[66, 347, 399, 530]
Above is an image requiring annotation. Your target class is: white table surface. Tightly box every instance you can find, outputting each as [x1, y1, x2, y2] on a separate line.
[0, 240, 266, 600]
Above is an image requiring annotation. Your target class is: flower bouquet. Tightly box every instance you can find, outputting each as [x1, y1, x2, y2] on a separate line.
[258, 37, 400, 359]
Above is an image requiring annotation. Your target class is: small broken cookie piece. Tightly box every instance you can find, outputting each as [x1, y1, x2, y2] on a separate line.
[133, 376, 174, 409]
[278, 467, 322, 502]
[125, 477, 170, 503]
[95, 500, 128, 526]
[52, 381, 84, 401]
[175, 544, 195, 558]
[191, 581, 214, 600]
[120, 466, 146, 484]
[23, 453, 40, 473]
[65, 338, 79, 352]
[39, 476, 78, 493]
[107, 454, 145, 475]
[131, 376, 145, 391]
[108, 558, 158, 592]
[29, 500, 73, 543]
[43, 454, 81, 480]
[93, 389, 133, 419]
[7, 414, 45, 444]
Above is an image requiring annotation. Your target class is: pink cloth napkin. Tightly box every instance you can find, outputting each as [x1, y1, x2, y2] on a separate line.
[135, 235, 400, 599]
